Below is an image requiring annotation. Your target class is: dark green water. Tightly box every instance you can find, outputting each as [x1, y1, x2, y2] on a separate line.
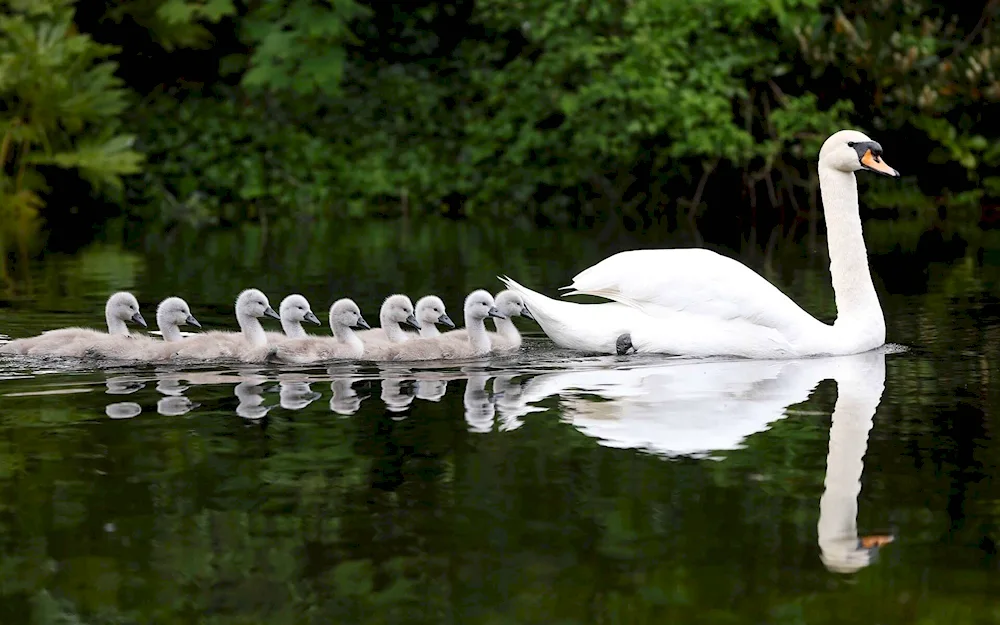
[2, 218, 1000, 624]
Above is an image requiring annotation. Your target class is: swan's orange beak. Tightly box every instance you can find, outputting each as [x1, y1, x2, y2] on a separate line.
[861, 150, 900, 177]
[859, 534, 894, 549]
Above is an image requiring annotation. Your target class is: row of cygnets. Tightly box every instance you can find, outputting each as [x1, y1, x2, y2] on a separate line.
[0, 287, 537, 364]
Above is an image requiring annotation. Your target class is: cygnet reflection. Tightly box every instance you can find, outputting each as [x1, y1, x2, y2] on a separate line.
[492, 374, 546, 431]
[462, 367, 494, 434]
[155, 373, 189, 396]
[330, 378, 366, 416]
[153, 371, 199, 415]
[277, 375, 322, 410]
[377, 364, 414, 414]
[105, 375, 145, 395]
[157, 396, 199, 416]
[234, 373, 272, 420]
[106, 401, 142, 419]
[414, 370, 448, 402]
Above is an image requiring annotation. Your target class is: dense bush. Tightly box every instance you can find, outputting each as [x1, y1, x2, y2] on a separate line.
[4, 0, 1000, 232]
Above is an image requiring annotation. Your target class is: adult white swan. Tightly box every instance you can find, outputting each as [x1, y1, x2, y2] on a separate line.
[501, 130, 900, 358]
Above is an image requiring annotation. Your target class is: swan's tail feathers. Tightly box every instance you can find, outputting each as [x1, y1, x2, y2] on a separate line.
[498, 275, 610, 352]
[498, 275, 568, 342]
[559, 285, 648, 313]
[560, 287, 617, 299]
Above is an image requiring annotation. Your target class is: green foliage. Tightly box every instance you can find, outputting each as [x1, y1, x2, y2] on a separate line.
[3, 0, 1000, 233]
[127, 0, 865, 224]
[240, 0, 369, 96]
[0, 0, 143, 280]
[104, 0, 237, 50]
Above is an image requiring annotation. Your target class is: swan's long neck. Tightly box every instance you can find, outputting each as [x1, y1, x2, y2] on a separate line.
[238, 314, 268, 347]
[492, 317, 521, 345]
[281, 318, 307, 338]
[380, 310, 408, 342]
[420, 323, 440, 338]
[106, 313, 129, 336]
[159, 321, 183, 342]
[465, 312, 491, 356]
[820, 167, 884, 335]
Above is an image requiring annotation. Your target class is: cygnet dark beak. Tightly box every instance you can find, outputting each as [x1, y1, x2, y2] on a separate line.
[438, 313, 455, 328]
[353, 316, 371, 330]
[404, 314, 421, 329]
[305, 311, 321, 325]
[186, 314, 202, 328]
[263, 306, 281, 320]
[131, 312, 147, 327]
[487, 306, 505, 319]
[520, 306, 535, 321]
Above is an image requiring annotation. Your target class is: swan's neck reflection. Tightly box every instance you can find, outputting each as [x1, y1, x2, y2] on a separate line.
[819, 353, 891, 573]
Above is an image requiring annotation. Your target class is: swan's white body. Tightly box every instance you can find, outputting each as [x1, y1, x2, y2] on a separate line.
[0, 292, 147, 358]
[502, 130, 900, 358]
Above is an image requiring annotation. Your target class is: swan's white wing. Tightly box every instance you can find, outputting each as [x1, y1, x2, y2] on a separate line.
[500, 276, 796, 357]
[563, 248, 824, 333]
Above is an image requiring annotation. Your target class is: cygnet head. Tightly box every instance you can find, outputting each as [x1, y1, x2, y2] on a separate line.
[465, 289, 504, 321]
[156, 297, 201, 329]
[280, 294, 321, 326]
[107, 291, 146, 327]
[381, 294, 420, 329]
[235, 288, 280, 320]
[416, 295, 454, 328]
[819, 130, 899, 178]
[494, 290, 534, 321]
[330, 298, 370, 331]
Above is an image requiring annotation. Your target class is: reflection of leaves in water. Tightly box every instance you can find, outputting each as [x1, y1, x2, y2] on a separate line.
[4, 227, 1000, 622]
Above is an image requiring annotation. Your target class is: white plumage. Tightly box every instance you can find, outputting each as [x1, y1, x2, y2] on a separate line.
[500, 129, 900, 358]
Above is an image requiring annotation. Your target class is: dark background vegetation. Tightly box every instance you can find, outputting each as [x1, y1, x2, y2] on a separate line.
[2, 0, 999, 279]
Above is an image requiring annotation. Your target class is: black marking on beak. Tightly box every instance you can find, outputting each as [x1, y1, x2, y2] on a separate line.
[131, 312, 147, 328]
[263, 306, 281, 320]
[305, 311, 321, 325]
[354, 316, 371, 330]
[850, 140, 900, 178]
[439, 313, 455, 328]
[404, 314, 421, 329]
[487, 307, 505, 319]
[520, 306, 535, 321]
[186, 314, 202, 328]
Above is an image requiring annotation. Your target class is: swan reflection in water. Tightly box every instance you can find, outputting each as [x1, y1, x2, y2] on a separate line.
[94, 348, 893, 573]
[498, 348, 892, 574]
